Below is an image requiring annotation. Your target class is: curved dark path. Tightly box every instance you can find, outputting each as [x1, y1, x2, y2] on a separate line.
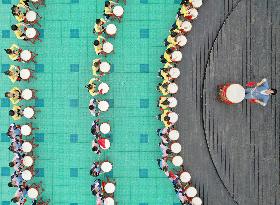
[174, 0, 280, 205]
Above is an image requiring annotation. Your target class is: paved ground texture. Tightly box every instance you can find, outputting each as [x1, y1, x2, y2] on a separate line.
[175, 0, 280, 205]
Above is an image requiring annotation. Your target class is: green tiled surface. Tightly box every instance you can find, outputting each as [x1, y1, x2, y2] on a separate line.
[0, 0, 180, 204]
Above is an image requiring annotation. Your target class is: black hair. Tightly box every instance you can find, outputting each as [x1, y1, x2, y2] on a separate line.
[9, 161, 14, 167]
[4, 49, 12, 54]
[4, 70, 11, 75]
[271, 88, 277, 95]
[164, 116, 170, 121]
[92, 146, 98, 151]
[11, 25, 18, 31]
[170, 31, 177, 37]
[9, 110, 15, 116]
[105, 1, 110, 7]
[166, 149, 172, 154]
[89, 105, 94, 110]
[11, 197, 19, 202]
[96, 19, 101, 24]
[93, 61, 99, 67]
[93, 40, 99, 46]
[8, 182, 14, 187]
[5, 92, 10, 97]
[166, 48, 173, 54]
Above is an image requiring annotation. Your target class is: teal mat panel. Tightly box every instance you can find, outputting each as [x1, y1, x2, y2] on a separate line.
[0, 0, 180, 204]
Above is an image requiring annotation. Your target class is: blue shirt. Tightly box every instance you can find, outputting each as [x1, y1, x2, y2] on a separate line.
[245, 79, 270, 106]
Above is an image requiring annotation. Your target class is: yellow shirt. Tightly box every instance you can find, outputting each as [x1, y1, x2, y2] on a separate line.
[160, 70, 169, 81]
[164, 52, 172, 63]
[8, 65, 20, 83]
[94, 18, 106, 33]
[11, 105, 22, 121]
[9, 87, 21, 104]
[88, 78, 99, 96]
[92, 59, 101, 76]
[180, 4, 188, 16]
[19, 0, 29, 7]
[14, 4, 28, 22]
[8, 44, 20, 61]
[159, 96, 169, 110]
[167, 35, 177, 46]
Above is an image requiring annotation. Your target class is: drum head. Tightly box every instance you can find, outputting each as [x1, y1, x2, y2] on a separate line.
[22, 170, 32, 181]
[20, 50, 32, 61]
[23, 107, 35, 119]
[98, 100, 109, 111]
[21, 124, 32, 136]
[176, 35, 187, 47]
[182, 21, 192, 32]
[103, 42, 114, 54]
[106, 24, 117, 35]
[169, 67, 180, 79]
[168, 129, 179, 140]
[26, 11, 37, 22]
[168, 112, 178, 123]
[226, 84, 245, 103]
[167, 83, 178, 94]
[172, 156, 183, 166]
[100, 62, 111, 73]
[104, 183, 115, 194]
[186, 187, 197, 198]
[104, 197, 114, 205]
[23, 156, 33, 167]
[192, 197, 202, 205]
[171, 51, 182, 62]
[22, 142, 32, 153]
[28, 188, 38, 199]
[171, 143, 182, 154]
[191, 0, 203, 8]
[100, 123, 111, 134]
[98, 82, 110, 94]
[113, 6, 124, 17]
[26, 28, 36, 39]
[180, 172, 191, 183]
[101, 161, 113, 172]
[22, 89, 33, 100]
[168, 97, 177, 108]
[20, 69, 31, 80]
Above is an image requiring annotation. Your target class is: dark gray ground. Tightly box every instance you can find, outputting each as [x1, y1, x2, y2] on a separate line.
[174, 0, 280, 205]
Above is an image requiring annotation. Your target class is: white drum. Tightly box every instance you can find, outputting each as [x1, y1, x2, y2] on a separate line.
[172, 156, 183, 166]
[104, 183, 115, 194]
[23, 156, 33, 167]
[191, 0, 203, 8]
[189, 8, 198, 20]
[27, 188, 38, 199]
[113, 6, 124, 17]
[26, 28, 37, 39]
[176, 35, 187, 47]
[26, 11, 37, 22]
[100, 62, 111, 73]
[180, 172, 191, 183]
[101, 161, 113, 173]
[98, 82, 110, 94]
[103, 42, 114, 54]
[168, 112, 178, 123]
[181, 21, 192, 32]
[106, 24, 117, 36]
[169, 67, 180, 79]
[167, 83, 178, 94]
[186, 187, 197, 198]
[22, 89, 33, 100]
[23, 107, 35, 119]
[192, 197, 203, 205]
[20, 50, 32, 62]
[226, 84, 245, 104]
[171, 51, 182, 62]
[20, 69, 31, 80]
[104, 197, 115, 205]
[100, 122, 110, 134]
[22, 142, 32, 153]
[168, 97, 177, 108]
[31, 0, 39, 2]
[168, 130, 179, 140]
[21, 124, 32, 136]
[22, 170, 32, 181]
[98, 100, 109, 112]
[171, 142, 182, 154]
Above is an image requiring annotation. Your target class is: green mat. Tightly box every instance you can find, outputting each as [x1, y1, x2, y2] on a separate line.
[0, 0, 181, 204]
